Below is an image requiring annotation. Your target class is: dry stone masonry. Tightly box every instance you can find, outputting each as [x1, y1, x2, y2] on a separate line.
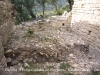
[51, 12, 72, 32]
[71, 0, 100, 53]
[0, 0, 100, 74]
[0, 0, 15, 66]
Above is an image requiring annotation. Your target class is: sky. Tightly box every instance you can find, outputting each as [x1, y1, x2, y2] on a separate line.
[34, 0, 68, 12]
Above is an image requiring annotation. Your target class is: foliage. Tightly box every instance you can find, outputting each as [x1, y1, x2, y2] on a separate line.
[47, 65, 54, 69]
[23, 29, 34, 38]
[11, 0, 74, 24]
[55, 3, 71, 15]
[23, 0, 36, 19]
[55, 10, 63, 15]
[92, 70, 100, 75]
[28, 29, 34, 35]
[63, 72, 73, 75]
[47, 0, 64, 11]
[11, 0, 36, 24]
[59, 62, 70, 69]
[47, 0, 59, 11]
[67, 0, 74, 11]
[36, 0, 47, 15]
[60, 62, 66, 69]
[67, 73, 74, 75]
[62, 5, 70, 12]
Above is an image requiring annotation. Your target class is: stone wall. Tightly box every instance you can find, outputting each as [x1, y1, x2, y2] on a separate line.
[71, 0, 100, 51]
[0, 0, 15, 66]
[51, 12, 72, 31]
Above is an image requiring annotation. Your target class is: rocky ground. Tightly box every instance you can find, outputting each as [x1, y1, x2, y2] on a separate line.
[2, 19, 100, 75]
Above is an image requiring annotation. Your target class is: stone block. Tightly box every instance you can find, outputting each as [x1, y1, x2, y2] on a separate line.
[0, 47, 4, 61]
[0, 56, 7, 67]
[93, 10, 100, 15]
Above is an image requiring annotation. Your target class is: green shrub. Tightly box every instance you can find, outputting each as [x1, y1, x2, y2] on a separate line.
[55, 10, 63, 15]
[61, 5, 70, 12]
[92, 70, 100, 75]
[59, 62, 70, 69]
[23, 29, 34, 38]
[59, 62, 67, 69]
[28, 29, 34, 35]
[15, 14, 22, 25]
[15, 19, 21, 25]
[63, 73, 73, 75]
[67, 73, 74, 75]
[55, 5, 70, 16]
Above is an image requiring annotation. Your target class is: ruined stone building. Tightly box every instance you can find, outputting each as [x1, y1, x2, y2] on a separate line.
[71, 0, 100, 59]
[0, 0, 100, 68]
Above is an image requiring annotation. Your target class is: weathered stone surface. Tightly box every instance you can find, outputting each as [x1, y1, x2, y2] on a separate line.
[0, 56, 7, 67]
[0, 0, 15, 67]
[6, 58, 12, 63]
[0, 47, 4, 61]
[5, 49, 13, 54]
[71, 0, 100, 52]
[11, 60, 20, 66]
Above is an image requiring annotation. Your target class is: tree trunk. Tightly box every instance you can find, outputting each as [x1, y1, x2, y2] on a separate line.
[42, 5, 45, 16]
[43, 8, 44, 16]
[54, 5, 58, 11]
[29, 9, 36, 19]
[53, 3, 58, 11]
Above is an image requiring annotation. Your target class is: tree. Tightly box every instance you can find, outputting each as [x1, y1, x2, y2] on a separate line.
[10, 0, 36, 24]
[47, 0, 59, 11]
[67, 0, 74, 11]
[23, 0, 36, 19]
[36, 0, 47, 16]
[11, 0, 24, 21]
